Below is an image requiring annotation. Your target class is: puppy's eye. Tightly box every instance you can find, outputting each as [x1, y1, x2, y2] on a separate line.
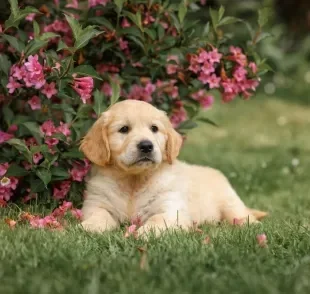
[151, 125, 158, 133]
[119, 126, 129, 134]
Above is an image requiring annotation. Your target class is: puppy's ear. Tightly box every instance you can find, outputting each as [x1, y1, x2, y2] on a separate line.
[166, 127, 183, 164]
[80, 114, 110, 166]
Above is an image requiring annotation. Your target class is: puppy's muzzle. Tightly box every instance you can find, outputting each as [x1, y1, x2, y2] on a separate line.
[137, 140, 154, 154]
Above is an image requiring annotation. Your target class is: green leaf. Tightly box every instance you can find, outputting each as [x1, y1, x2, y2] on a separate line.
[2, 34, 25, 53]
[39, 32, 60, 41]
[109, 78, 121, 106]
[258, 62, 274, 73]
[123, 11, 143, 31]
[209, 7, 219, 29]
[258, 7, 270, 28]
[218, 5, 225, 21]
[22, 122, 42, 144]
[88, 17, 113, 30]
[1, 105, 14, 125]
[62, 149, 84, 159]
[9, 0, 19, 17]
[144, 28, 156, 40]
[177, 120, 198, 130]
[0, 54, 12, 76]
[52, 103, 76, 115]
[30, 144, 49, 155]
[178, 1, 187, 24]
[75, 27, 102, 50]
[203, 22, 210, 37]
[51, 167, 70, 180]
[76, 104, 93, 119]
[57, 40, 69, 51]
[72, 65, 102, 80]
[6, 164, 29, 177]
[255, 32, 272, 44]
[218, 17, 241, 27]
[30, 179, 46, 193]
[24, 39, 48, 57]
[6, 138, 32, 161]
[33, 20, 40, 38]
[36, 168, 52, 186]
[197, 117, 218, 127]
[114, 0, 125, 13]
[65, 14, 82, 41]
[157, 25, 165, 40]
[5, 6, 39, 30]
[93, 89, 107, 116]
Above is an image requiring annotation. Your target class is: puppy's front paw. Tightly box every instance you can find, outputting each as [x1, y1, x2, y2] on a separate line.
[81, 220, 114, 233]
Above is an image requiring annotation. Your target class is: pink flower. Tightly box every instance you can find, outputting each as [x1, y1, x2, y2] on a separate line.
[57, 122, 71, 137]
[7, 77, 22, 94]
[40, 120, 56, 136]
[256, 233, 268, 247]
[70, 161, 90, 182]
[119, 38, 129, 51]
[188, 55, 200, 73]
[0, 163, 9, 177]
[249, 62, 258, 74]
[66, 0, 79, 8]
[230, 46, 247, 66]
[0, 131, 13, 144]
[143, 12, 155, 25]
[199, 72, 222, 87]
[53, 181, 71, 200]
[127, 83, 155, 102]
[33, 152, 43, 164]
[11, 65, 25, 80]
[166, 64, 178, 75]
[199, 95, 214, 109]
[72, 76, 94, 103]
[45, 137, 59, 147]
[170, 107, 187, 128]
[5, 218, 17, 228]
[207, 74, 221, 89]
[71, 208, 83, 220]
[221, 78, 238, 94]
[121, 18, 131, 28]
[208, 48, 222, 64]
[24, 55, 43, 75]
[42, 82, 57, 99]
[88, 0, 109, 8]
[201, 62, 215, 75]
[197, 50, 210, 63]
[101, 82, 112, 96]
[233, 66, 247, 82]
[28, 95, 41, 110]
[8, 125, 18, 134]
[26, 13, 36, 21]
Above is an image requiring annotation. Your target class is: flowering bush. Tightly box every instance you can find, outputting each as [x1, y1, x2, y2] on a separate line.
[0, 0, 270, 207]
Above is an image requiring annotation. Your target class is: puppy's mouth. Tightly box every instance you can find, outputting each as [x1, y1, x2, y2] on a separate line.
[134, 157, 155, 165]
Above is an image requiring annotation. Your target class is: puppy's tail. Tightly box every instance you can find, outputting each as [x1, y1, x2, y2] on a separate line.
[248, 208, 268, 220]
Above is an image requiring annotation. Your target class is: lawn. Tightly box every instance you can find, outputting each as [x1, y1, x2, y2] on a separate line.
[1, 94, 310, 294]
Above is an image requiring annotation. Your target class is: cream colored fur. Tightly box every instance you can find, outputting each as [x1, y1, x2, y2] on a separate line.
[80, 100, 267, 236]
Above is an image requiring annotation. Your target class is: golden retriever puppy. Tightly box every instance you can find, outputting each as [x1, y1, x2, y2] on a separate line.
[80, 100, 267, 235]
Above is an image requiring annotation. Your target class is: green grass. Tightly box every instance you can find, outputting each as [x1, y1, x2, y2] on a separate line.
[1, 94, 310, 294]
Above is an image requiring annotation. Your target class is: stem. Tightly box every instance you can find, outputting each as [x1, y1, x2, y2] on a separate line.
[59, 56, 74, 79]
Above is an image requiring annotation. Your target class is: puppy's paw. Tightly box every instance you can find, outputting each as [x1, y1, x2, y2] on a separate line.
[81, 220, 113, 233]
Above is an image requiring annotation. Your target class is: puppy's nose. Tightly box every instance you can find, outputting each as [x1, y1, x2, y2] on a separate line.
[138, 140, 154, 154]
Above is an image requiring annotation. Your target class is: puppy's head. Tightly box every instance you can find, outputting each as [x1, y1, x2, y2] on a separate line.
[80, 100, 182, 174]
